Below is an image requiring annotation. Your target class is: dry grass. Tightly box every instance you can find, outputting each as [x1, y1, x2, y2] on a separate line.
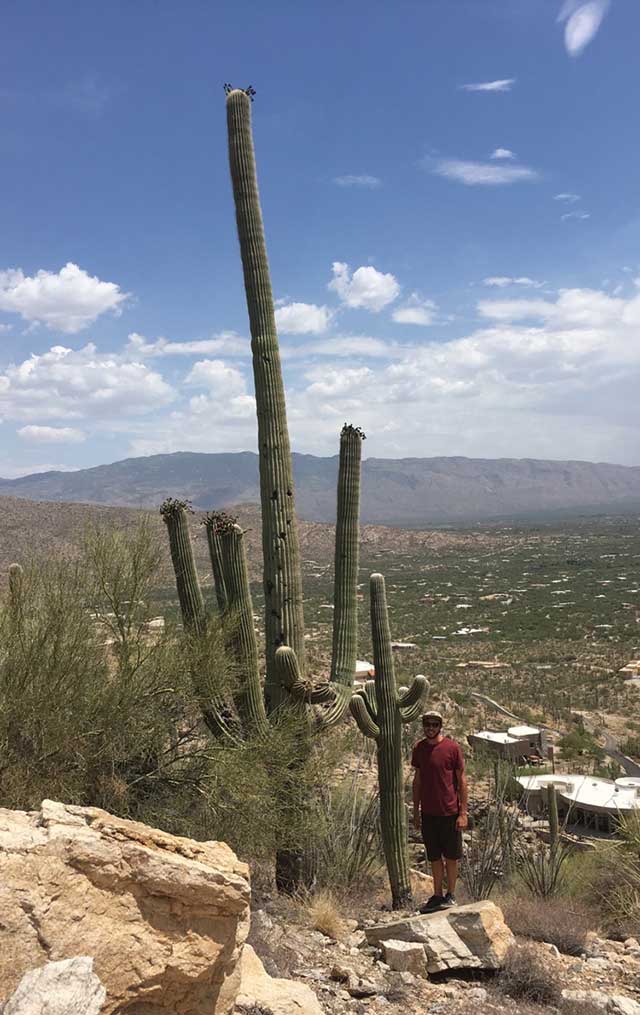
[498, 942, 563, 1006]
[306, 889, 348, 940]
[498, 893, 598, 955]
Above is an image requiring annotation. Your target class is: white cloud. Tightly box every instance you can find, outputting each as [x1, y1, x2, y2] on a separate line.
[328, 262, 400, 312]
[279, 284, 640, 462]
[0, 263, 128, 333]
[558, 0, 610, 57]
[0, 344, 173, 421]
[554, 192, 581, 203]
[430, 159, 539, 186]
[482, 277, 545, 289]
[126, 331, 248, 358]
[17, 425, 86, 443]
[490, 148, 515, 160]
[392, 294, 437, 326]
[275, 302, 333, 334]
[333, 175, 381, 188]
[282, 336, 396, 359]
[561, 211, 591, 221]
[460, 79, 515, 92]
[186, 359, 248, 399]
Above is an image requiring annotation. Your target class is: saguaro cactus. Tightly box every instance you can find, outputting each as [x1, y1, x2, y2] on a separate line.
[351, 573, 429, 909]
[226, 86, 306, 709]
[204, 510, 234, 613]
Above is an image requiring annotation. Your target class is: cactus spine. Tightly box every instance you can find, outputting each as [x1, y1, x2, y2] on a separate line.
[226, 87, 306, 709]
[351, 573, 429, 909]
[331, 425, 365, 686]
[159, 499, 205, 635]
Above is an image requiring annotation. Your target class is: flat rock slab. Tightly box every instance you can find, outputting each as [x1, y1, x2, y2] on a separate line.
[365, 901, 514, 974]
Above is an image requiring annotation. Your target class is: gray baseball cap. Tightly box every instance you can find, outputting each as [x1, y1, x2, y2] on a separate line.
[421, 710, 443, 723]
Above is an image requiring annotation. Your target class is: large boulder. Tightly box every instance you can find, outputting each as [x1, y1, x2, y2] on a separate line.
[234, 944, 323, 1015]
[365, 901, 514, 974]
[0, 800, 251, 1015]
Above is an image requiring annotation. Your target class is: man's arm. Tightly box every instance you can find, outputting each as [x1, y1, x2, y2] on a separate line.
[456, 768, 468, 830]
[412, 767, 421, 832]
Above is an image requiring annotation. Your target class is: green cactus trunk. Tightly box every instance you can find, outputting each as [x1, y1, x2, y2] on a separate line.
[219, 521, 267, 733]
[370, 573, 413, 909]
[226, 88, 306, 710]
[160, 500, 205, 635]
[331, 425, 364, 686]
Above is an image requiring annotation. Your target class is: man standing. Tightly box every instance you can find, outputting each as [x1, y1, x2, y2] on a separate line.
[412, 710, 468, 912]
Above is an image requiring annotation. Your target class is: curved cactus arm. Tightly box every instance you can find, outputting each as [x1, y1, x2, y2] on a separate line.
[199, 702, 243, 745]
[350, 693, 380, 741]
[160, 499, 206, 635]
[314, 683, 353, 731]
[330, 424, 365, 686]
[226, 87, 306, 711]
[400, 700, 426, 724]
[397, 674, 429, 710]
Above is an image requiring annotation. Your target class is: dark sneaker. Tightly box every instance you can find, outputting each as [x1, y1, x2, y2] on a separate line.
[441, 892, 457, 908]
[419, 894, 445, 913]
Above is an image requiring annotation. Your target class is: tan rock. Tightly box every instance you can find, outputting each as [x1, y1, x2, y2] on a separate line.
[381, 939, 427, 975]
[235, 944, 323, 1015]
[365, 901, 514, 974]
[3, 957, 106, 1015]
[0, 800, 251, 1015]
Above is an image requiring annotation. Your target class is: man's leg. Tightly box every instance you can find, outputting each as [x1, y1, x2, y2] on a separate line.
[431, 858, 444, 897]
[445, 857, 458, 895]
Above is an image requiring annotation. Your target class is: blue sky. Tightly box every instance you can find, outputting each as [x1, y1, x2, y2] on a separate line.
[1, 0, 639, 477]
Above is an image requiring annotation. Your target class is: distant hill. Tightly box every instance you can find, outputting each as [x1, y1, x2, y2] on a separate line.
[1, 452, 639, 526]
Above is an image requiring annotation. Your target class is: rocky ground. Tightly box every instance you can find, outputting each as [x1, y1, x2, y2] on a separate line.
[248, 893, 640, 1015]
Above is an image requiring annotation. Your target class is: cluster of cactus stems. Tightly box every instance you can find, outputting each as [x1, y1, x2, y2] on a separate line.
[350, 574, 429, 908]
[160, 88, 428, 898]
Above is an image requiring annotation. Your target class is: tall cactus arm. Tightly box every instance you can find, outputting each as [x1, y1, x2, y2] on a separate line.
[160, 499, 205, 635]
[330, 424, 365, 686]
[226, 87, 306, 710]
[204, 511, 235, 613]
[220, 522, 267, 733]
[363, 679, 378, 717]
[398, 674, 429, 710]
[350, 693, 380, 740]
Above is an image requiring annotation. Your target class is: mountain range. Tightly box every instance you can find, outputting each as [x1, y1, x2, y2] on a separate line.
[1, 453, 639, 526]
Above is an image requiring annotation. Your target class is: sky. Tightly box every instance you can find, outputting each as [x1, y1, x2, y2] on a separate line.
[1, 0, 639, 477]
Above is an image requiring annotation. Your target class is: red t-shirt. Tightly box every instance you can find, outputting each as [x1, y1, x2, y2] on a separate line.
[411, 736, 464, 817]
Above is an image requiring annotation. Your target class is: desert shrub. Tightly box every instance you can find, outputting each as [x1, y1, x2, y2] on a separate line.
[499, 893, 597, 955]
[569, 815, 640, 938]
[515, 839, 572, 897]
[462, 762, 519, 900]
[314, 763, 383, 894]
[498, 941, 563, 1006]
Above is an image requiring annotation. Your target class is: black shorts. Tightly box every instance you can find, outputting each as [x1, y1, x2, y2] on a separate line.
[421, 814, 463, 861]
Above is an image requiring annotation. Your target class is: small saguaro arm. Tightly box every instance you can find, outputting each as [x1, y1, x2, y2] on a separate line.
[160, 499, 205, 635]
[350, 573, 429, 909]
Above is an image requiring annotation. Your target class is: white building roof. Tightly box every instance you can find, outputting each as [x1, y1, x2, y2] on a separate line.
[508, 725, 541, 738]
[616, 777, 640, 789]
[355, 660, 374, 677]
[517, 774, 640, 814]
[473, 731, 518, 745]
